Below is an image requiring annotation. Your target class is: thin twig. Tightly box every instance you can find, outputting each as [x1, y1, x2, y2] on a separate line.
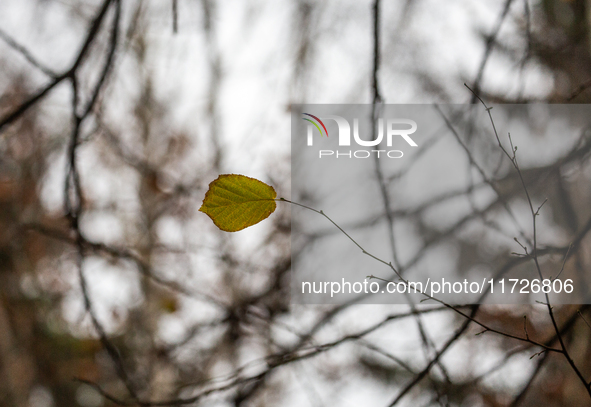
[465, 83, 591, 398]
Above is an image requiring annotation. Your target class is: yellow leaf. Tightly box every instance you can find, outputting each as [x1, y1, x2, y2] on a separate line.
[199, 174, 277, 232]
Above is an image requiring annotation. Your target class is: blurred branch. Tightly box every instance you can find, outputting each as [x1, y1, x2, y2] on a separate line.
[508, 352, 547, 407]
[370, 1, 450, 400]
[435, 104, 531, 246]
[566, 78, 591, 101]
[75, 306, 465, 406]
[0, 0, 115, 133]
[24, 223, 229, 309]
[470, 0, 514, 103]
[0, 27, 58, 78]
[172, 0, 178, 34]
[57, 0, 144, 402]
[371, 0, 382, 105]
[387, 306, 478, 406]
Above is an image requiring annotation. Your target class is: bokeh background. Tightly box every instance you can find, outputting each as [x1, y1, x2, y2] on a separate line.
[1, 0, 591, 406]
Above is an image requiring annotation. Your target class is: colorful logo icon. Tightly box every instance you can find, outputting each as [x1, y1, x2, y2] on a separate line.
[302, 113, 328, 137]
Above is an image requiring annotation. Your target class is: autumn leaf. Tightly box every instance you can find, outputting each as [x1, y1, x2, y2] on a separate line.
[199, 174, 277, 232]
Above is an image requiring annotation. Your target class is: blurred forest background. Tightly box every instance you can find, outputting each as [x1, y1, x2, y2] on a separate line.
[1, 0, 591, 406]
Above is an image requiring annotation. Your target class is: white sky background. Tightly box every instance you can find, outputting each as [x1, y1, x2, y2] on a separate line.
[0, 0, 563, 406]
